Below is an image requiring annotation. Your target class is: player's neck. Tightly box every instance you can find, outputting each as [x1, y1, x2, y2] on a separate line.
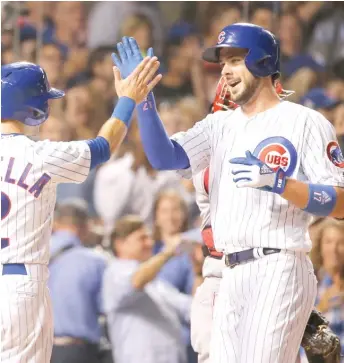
[241, 85, 281, 118]
[1, 120, 25, 135]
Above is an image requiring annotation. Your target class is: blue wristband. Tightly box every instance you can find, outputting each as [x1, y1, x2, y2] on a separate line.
[111, 97, 136, 127]
[86, 136, 110, 169]
[302, 184, 337, 216]
[271, 169, 287, 194]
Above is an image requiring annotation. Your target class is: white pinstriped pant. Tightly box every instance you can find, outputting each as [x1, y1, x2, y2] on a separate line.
[0, 265, 53, 363]
[209, 251, 317, 363]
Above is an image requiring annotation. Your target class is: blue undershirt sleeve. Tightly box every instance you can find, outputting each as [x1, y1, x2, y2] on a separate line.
[136, 93, 190, 170]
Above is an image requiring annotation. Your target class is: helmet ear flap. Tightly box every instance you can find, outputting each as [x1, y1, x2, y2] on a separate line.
[245, 47, 276, 78]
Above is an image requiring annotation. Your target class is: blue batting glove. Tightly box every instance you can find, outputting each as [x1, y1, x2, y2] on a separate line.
[112, 36, 155, 78]
[229, 151, 287, 194]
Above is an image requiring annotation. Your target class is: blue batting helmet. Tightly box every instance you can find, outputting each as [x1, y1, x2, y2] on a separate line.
[1, 62, 65, 126]
[202, 23, 280, 78]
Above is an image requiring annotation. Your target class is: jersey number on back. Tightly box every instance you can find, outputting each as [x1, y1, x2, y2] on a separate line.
[1, 192, 11, 249]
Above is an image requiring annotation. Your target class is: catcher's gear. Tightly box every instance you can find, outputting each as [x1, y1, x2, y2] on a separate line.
[211, 77, 294, 113]
[203, 23, 280, 78]
[301, 309, 342, 363]
[212, 76, 239, 113]
[1, 62, 64, 126]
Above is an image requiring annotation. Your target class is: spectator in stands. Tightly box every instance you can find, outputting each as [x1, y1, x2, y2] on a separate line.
[153, 189, 193, 294]
[64, 84, 108, 139]
[300, 87, 340, 124]
[93, 137, 190, 235]
[154, 39, 194, 104]
[307, 3, 344, 68]
[54, 87, 100, 214]
[311, 219, 344, 357]
[87, 1, 164, 56]
[103, 215, 191, 363]
[249, 3, 274, 32]
[19, 25, 37, 63]
[165, 22, 208, 110]
[201, 3, 242, 49]
[49, 202, 107, 363]
[279, 11, 323, 101]
[22, 1, 55, 39]
[38, 42, 65, 89]
[153, 189, 197, 362]
[326, 78, 344, 102]
[85, 46, 115, 110]
[292, 1, 326, 46]
[119, 13, 153, 56]
[49, 1, 86, 53]
[48, 2, 89, 80]
[158, 101, 187, 136]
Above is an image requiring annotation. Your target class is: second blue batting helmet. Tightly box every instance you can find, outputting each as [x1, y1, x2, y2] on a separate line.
[1, 62, 65, 126]
[202, 23, 280, 78]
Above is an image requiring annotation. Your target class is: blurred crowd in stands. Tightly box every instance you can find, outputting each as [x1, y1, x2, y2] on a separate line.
[2, 1, 344, 363]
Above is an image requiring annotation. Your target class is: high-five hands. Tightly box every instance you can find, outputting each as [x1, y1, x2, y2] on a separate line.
[112, 36, 160, 104]
[113, 56, 161, 104]
[112, 36, 154, 78]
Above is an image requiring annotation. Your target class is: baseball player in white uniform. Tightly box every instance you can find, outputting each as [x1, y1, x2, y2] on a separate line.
[190, 79, 298, 363]
[114, 24, 344, 363]
[0, 58, 161, 362]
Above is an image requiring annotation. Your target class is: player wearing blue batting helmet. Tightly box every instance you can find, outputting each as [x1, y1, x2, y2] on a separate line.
[202, 23, 282, 106]
[1, 62, 65, 126]
[202, 23, 280, 79]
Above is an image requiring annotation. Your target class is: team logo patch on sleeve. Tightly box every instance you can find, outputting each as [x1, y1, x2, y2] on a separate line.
[253, 137, 297, 176]
[326, 141, 344, 168]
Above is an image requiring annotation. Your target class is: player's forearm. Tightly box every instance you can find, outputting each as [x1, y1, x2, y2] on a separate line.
[97, 97, 135, 153]
[131, 249, 175, 290]
[97, 117, 127, 153]
[86, 98, 135, 169]
[282, 179, 344, 218]
[136, 92, 190, 170]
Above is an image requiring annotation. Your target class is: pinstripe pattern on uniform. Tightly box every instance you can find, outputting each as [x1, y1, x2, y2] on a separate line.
[1, 134, 92, 362]
[1, 136, 91, 264]
[0, 274, 53, 362]
[173, 101, 343, 255]
[209, 252, 317, 363]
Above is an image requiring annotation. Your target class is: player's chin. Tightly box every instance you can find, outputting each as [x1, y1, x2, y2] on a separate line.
[231, 92, 245, 105]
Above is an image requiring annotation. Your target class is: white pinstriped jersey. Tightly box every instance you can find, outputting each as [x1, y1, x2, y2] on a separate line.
[193, 169, 211, 230]
[1, 134, 91, 264]
[174, 101, 344, 254]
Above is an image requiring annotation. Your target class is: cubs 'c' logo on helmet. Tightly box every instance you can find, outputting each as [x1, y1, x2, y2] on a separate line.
[326, 141, 344, 168]
[253, 137, 297, 176]
[217, 31, 226, 44]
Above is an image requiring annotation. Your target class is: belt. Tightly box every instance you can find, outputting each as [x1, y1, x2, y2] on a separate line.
[54, 337, 89, 346]
[1, 263, 27, 275]
[225, 248, 281, 268]
[202, 245, 223, 260]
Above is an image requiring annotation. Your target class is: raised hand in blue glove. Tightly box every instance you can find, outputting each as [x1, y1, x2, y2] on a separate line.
[112, 36, 154, 78]
[229, 151, 287, 194]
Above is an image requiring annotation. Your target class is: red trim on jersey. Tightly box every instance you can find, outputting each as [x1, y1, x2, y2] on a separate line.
[202, 226, 223, 258]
